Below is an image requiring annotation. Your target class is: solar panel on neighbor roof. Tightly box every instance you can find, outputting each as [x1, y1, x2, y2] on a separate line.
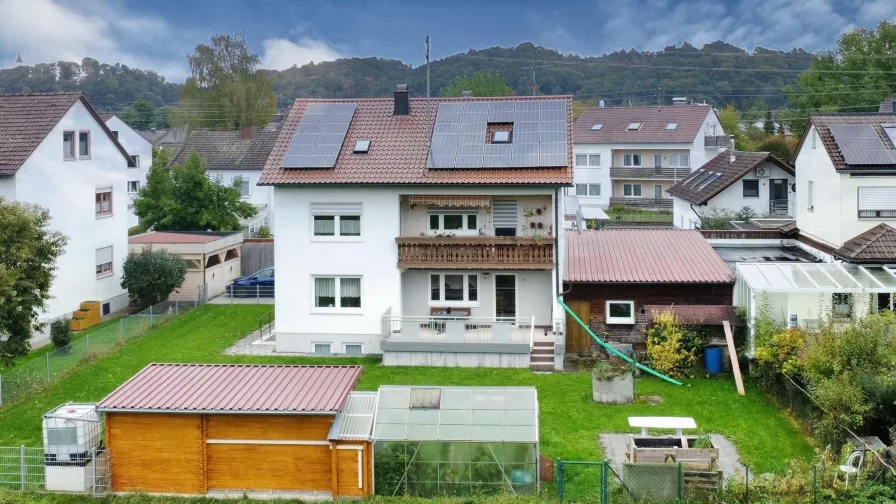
[827, 123, 896, 166]
[282, 103, 357, 168]
[428, 100, 567, 169]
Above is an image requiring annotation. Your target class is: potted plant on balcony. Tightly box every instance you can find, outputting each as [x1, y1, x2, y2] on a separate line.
[591, 359, 634, 404]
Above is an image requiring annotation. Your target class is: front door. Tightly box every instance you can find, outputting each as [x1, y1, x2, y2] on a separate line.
[770, 179, 788, 214]
[495, 274, 517, 319]
[654, 184, 663, 200]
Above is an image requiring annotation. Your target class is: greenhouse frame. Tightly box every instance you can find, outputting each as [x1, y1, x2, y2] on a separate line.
[372, 386, 539, 497]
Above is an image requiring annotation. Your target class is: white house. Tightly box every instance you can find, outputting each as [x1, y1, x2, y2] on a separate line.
[259, 89, 570, 368]
[101, 114, 153, 228]
[668, 150, 795, 229]
[0, 93, 134, 339]
[170, 123, 281, 234]
[571, 103, 725, 210]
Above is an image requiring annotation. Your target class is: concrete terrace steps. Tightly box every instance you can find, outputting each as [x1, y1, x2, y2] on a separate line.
[530, 340, 555, 371]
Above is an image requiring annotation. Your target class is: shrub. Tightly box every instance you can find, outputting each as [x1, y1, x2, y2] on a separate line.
[256, 225, 272, 238]
[754, 327, 806, 376]
[50, 319, 71, 351]
[120, 245, 188, 309]
[646, 310, 697, 378]
[592, 359, 632, 380]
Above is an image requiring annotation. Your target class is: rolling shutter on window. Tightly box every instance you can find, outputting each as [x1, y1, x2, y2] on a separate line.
[96, 246, 113, 266]
[858, 187, 896, 211]
[310, 203, 362, 215]
[492, 200, 518, 229]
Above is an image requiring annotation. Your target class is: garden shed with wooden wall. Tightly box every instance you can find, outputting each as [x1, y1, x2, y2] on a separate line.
[96, 363, 371, 498]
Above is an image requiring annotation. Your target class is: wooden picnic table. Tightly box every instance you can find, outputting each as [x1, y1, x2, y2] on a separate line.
[628, 416, 697, 437]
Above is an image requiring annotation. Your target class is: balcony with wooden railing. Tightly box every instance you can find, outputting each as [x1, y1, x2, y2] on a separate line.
[395, 236, 554, 270]
[609, 166, 688, 180]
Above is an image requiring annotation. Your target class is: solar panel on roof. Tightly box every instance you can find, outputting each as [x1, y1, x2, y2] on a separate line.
[696, 173, 720, 190]
[281, 103, 357, 168]
[828, 123, 896, 166]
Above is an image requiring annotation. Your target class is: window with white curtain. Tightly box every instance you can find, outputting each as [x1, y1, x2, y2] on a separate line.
[429, 273, 479, 305]
[233, 176, 250, 198]
[428, 209, 478, 235]
[669, 153, 689, 167]
[575, 154, 600, 167]
[311, 203, 362, 240]
[313, 276, 362, 310]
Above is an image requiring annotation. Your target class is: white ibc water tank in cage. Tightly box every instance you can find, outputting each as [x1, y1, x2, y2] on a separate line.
[43, 403, 102, 463]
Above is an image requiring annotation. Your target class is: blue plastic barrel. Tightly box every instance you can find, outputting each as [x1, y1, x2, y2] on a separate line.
[704, 346, 723, 375]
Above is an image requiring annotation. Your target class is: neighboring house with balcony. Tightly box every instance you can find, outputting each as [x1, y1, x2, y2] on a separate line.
[0, 93, 134, 340]
[171, 123, 281, 234]
[668, 150, 795, 229]
[259, 88, 571, 369]
[100, 114, 153, 228]
[571, 104, 725, 210]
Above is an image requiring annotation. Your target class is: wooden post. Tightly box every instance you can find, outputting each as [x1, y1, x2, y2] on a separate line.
[331, 442, 338, 500]
[723, 321, 745, 396]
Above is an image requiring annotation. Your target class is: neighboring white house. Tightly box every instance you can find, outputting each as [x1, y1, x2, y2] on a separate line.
[0, 93, 134, 339]
[259, 90, 570, 368]
[668, 150, 795, 229]
[101, 114, 153, 228]
[570, 103, 726, 210]
[170, 123, 281, 234]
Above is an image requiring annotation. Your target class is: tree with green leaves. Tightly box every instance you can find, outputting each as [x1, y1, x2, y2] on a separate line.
[788, 21, 896, 135]
[717, 105, 756, 150]
[176, 32, 277, 130]
[0, 199, 68, 366]
[440, 70, 514, 97]
[120, 246, 188, 309]
[134, 152, 256, 232]
[763, 109, 775, 135]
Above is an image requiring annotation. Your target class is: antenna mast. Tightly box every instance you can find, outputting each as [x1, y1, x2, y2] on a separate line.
[425, 35, 431, 123]
[531, 48, 537, 96]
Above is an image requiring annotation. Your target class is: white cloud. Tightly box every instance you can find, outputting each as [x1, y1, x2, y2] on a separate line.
[0, 0, 192, 80]
[260, 37, 343, 70]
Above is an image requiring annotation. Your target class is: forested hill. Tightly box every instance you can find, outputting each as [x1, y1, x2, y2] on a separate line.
[0, 41, 811, 112]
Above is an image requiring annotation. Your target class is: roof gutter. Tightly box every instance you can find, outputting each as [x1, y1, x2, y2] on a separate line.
[95, 408, 338, 415]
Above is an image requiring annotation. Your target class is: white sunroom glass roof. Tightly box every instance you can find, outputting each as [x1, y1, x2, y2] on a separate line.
[372, 386, 538, 443]
[738, 263, 896, 292]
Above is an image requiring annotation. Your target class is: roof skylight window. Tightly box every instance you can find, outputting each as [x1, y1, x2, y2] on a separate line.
[492, 130, 511, 143]
[353, 140, 371, 153]
[627, 122, 642, 130]
[591, 123, 603, 131]
[666, 123, 678, 130]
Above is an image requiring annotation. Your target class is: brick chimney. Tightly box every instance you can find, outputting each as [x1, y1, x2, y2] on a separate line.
[240, 125, 256, 140]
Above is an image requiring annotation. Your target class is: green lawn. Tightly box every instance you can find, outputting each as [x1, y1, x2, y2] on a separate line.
[0, 304, 814, 474]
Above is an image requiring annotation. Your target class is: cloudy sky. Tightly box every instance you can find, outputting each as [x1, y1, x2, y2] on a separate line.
[1, 0, 894, 82]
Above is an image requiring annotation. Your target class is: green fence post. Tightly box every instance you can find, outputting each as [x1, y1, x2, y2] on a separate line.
[45, 353, 50, 383]
[118, 318, 123, 344]
[678, 462, 683, 500]
[86, 334, 90, 362]
[556, 459, 563, 502]
[601, 461, 609, 504]
[745, 464, 750, 504]
[813, 464, 817, 504]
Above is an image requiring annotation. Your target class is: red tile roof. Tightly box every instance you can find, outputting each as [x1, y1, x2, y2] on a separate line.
[645, 305, 743, 326]
[795, 114, 896, 172]
[96, 364, 362, 414]
[259, 96, 573, 186]
[565, 229, 732, 283]
[573, 105, 714, 144]
[129, 231, 241, 244]
[833, 224, 896, 263]
[0, 92, 134, 175]
[668, 150, 793, 205]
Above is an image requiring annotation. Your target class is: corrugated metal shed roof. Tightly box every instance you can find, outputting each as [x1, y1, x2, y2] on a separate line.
[565, 229, 732, 283]
[328, 391, 378, 441]
[96, 364, 361, 414]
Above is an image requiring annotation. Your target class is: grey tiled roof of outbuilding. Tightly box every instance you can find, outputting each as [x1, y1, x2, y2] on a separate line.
[171, 123, 282, 171]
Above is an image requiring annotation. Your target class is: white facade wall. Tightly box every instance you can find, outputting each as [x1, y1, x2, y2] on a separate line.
[12, 100, 130, 326]
[209, 169, 274, 228]
[674, 161, 795, 228]
[273, 185, 561, 354]
[795, 125, 896, 249]
[571, 144, 611, 208]
[105, 116, 153, 229]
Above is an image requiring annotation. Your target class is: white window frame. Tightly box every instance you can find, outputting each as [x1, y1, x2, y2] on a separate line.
[575, 184, 587, 196]
[311, 275, 363, 314]
[428, 209, 479, 236]
[807, 180, 814, 211]
[857, 186, 896, 219]
[311, 203, 363, 242]
[95, 246, 113, 279]
[654, 184, 663, 199]
[669, 153, 689, 168]
[742, 180, 759, 198]
[575, 154, 600, 167]
[127, 181, 140, 194]
[343, 343, 363, 356]
[233, 176, 251, 198]
[623, 154, 642, 167]
[428, 272, 480, 307]
[623, 184, 642, 197]
[95, 188, 113, 217]
[588, 184, 601, 196]
[78, 130, 91, 159]
[606, 300, 635, 324]
[63, 131, 75, 160]
[130, 154, 139, 169]
[312, 342, 332, 355]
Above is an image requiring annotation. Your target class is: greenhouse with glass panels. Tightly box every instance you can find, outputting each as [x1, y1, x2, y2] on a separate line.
[372, 386, 539, 497]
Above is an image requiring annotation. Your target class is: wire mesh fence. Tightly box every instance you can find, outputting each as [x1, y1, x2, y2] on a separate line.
[0, 446, 109, 494]
[0, 300, 197, 407]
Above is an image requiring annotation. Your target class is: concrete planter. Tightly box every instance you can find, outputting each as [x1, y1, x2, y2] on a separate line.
[592, 371, 634, 404]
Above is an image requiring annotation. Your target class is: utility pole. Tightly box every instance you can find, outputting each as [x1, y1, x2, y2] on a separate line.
[425, 35, 431, 125]
[531, 48, 537, 96]
[658, 86, 662, 106]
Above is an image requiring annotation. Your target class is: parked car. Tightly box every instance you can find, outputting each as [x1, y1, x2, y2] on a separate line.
[227, 267, 274, 297]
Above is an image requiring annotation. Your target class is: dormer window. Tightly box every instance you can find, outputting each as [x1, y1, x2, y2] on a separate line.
[591, 123, 603, 131]
[627, 122, 642, 131]
[353, 140, 371, 153]
[493, 130, 511, 143]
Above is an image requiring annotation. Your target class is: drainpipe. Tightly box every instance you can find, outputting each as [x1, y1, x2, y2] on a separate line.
[554, 187, 562, 295]
[689, 203, 704, 229]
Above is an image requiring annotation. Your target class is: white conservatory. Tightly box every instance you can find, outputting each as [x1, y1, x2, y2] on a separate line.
[735, 263, 896, 351]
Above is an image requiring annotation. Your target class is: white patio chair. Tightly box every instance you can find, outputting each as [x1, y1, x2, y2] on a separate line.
[838, 451, 864, 488]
